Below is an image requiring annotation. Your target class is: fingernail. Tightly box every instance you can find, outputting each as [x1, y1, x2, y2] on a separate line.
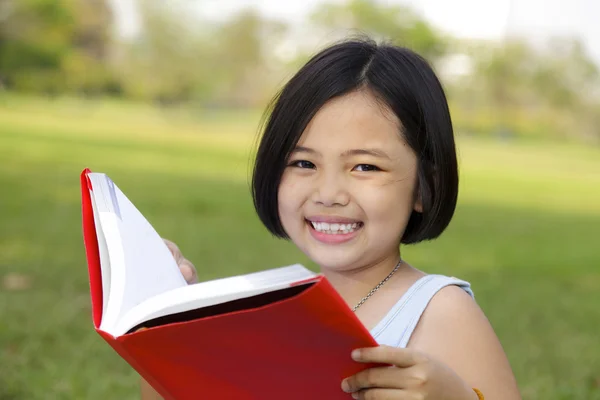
[351, 349, 361, 360]
[341, 379, 350, 393]
[352, 393, 359, 399]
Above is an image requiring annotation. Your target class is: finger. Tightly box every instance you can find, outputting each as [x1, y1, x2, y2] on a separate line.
[342, 366, 416, 392]
[352, 346, 425, 368]
[352, 388, 409, 400]
[163, 238, 182, 261]
[163, 239, 198, 284]
[179, 259, 198, 284]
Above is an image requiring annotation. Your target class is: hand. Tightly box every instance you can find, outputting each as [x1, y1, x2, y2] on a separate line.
[163, 238, 198, 284]
[341, 346, 477, 400]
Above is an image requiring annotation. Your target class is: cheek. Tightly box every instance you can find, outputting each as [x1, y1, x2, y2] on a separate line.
[358, 180, 416, 224]
[277, 177, 303, 222]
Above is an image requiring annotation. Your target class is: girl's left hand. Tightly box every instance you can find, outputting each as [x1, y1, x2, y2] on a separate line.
[342, 345, 478, 400]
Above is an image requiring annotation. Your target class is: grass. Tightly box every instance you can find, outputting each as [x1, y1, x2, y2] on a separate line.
[1, 95, 599, 399]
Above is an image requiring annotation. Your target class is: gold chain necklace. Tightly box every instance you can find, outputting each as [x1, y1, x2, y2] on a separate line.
[352, 260, 403, 312]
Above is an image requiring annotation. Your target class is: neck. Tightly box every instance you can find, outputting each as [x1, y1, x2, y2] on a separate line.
[319, 253, 406, 309]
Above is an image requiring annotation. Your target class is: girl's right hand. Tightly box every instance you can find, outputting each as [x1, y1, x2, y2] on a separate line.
[163, 238, 198, 284]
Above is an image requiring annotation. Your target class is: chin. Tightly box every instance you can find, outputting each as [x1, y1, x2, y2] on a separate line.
[300, 241, 365, 272]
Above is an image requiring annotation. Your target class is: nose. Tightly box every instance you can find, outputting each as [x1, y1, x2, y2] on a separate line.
[311, 170, 350, 207]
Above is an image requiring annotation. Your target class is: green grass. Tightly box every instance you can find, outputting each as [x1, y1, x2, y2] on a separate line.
[1, 96, 599, 399]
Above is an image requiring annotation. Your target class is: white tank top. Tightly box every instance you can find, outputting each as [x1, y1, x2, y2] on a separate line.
[369, 274, 474, 348]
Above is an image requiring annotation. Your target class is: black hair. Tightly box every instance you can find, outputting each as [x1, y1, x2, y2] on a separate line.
[251, 36, 458, 244]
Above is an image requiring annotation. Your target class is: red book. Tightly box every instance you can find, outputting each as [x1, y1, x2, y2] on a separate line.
[80, 168, 380, 399]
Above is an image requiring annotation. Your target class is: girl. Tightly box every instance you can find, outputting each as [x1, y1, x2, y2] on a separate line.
[142, 37, 521, 399]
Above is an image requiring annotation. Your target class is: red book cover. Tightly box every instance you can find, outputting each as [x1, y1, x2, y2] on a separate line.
[80, 169, 381, 399]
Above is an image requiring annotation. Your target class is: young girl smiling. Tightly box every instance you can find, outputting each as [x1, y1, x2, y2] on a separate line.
[143, 37, 521, 400]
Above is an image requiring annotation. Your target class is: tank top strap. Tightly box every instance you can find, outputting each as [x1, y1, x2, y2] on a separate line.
[370, 274, 474, 348]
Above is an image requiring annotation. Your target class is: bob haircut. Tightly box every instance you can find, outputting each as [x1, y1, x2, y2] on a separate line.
[251, 37, 459, 245]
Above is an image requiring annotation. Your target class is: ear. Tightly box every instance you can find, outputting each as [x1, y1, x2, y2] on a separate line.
[413, 191, 423, 213]
[412, 176, 423, 213]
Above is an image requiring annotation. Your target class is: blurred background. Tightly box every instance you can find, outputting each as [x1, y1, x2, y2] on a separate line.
[0, 0, 599, 399]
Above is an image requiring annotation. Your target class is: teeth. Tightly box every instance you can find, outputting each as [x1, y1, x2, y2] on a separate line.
[310, 221, 361, 234]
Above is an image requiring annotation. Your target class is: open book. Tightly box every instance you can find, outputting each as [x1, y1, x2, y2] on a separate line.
[80, 168, 380, 400]
[86, 169, 318, 336]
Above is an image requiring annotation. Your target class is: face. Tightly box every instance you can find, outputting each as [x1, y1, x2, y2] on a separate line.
[277, 89, 422, 273]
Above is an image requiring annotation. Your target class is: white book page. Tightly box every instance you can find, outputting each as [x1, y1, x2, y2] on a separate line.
[88, 173, 188, 332]
[89, 191, 111, 317]
[112, 264, 318, 336]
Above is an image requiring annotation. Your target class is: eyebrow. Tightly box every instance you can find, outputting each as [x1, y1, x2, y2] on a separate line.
[292, 146, 391, 160]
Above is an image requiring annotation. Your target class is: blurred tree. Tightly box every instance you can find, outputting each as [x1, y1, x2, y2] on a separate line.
[545, 38, 600, 141]
[309, 0, 447, 62]
[454, 35, 600, 141]
[65, 0, 116, 95]
[532, 37, 599, 111]
[0, 0, 73, 92]
[116, 0, 207, 103]
[212, 8, 288, 106]
[118, 3, 287, 107]
[469, 39, 535, 136]
[0, 0, 597, 143]
[0, 0, 115, 95]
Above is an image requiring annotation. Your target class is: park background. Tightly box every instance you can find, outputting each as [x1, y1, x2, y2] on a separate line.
[0, 0, 599, 399]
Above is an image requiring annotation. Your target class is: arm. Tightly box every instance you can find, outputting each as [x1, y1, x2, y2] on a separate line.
[407, 285, 522, 399]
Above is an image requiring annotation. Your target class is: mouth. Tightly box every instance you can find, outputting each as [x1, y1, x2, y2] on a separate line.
[305, 219, 364, 235]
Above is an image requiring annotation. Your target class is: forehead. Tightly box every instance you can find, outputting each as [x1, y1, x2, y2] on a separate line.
[298, 90, 404, 149]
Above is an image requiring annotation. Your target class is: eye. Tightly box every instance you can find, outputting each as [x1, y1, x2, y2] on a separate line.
[354, 164, 380, 172]
[289, 160, 315, 169]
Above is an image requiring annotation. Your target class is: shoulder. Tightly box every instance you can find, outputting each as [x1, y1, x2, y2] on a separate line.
[408, 282, 522, 398]
[423, 280, 478, 321]
[409, 281, 493, 352]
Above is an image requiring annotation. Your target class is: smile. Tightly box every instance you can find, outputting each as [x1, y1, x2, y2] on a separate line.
[305, 218, 363, 244]
[309, 221, 362, 234]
